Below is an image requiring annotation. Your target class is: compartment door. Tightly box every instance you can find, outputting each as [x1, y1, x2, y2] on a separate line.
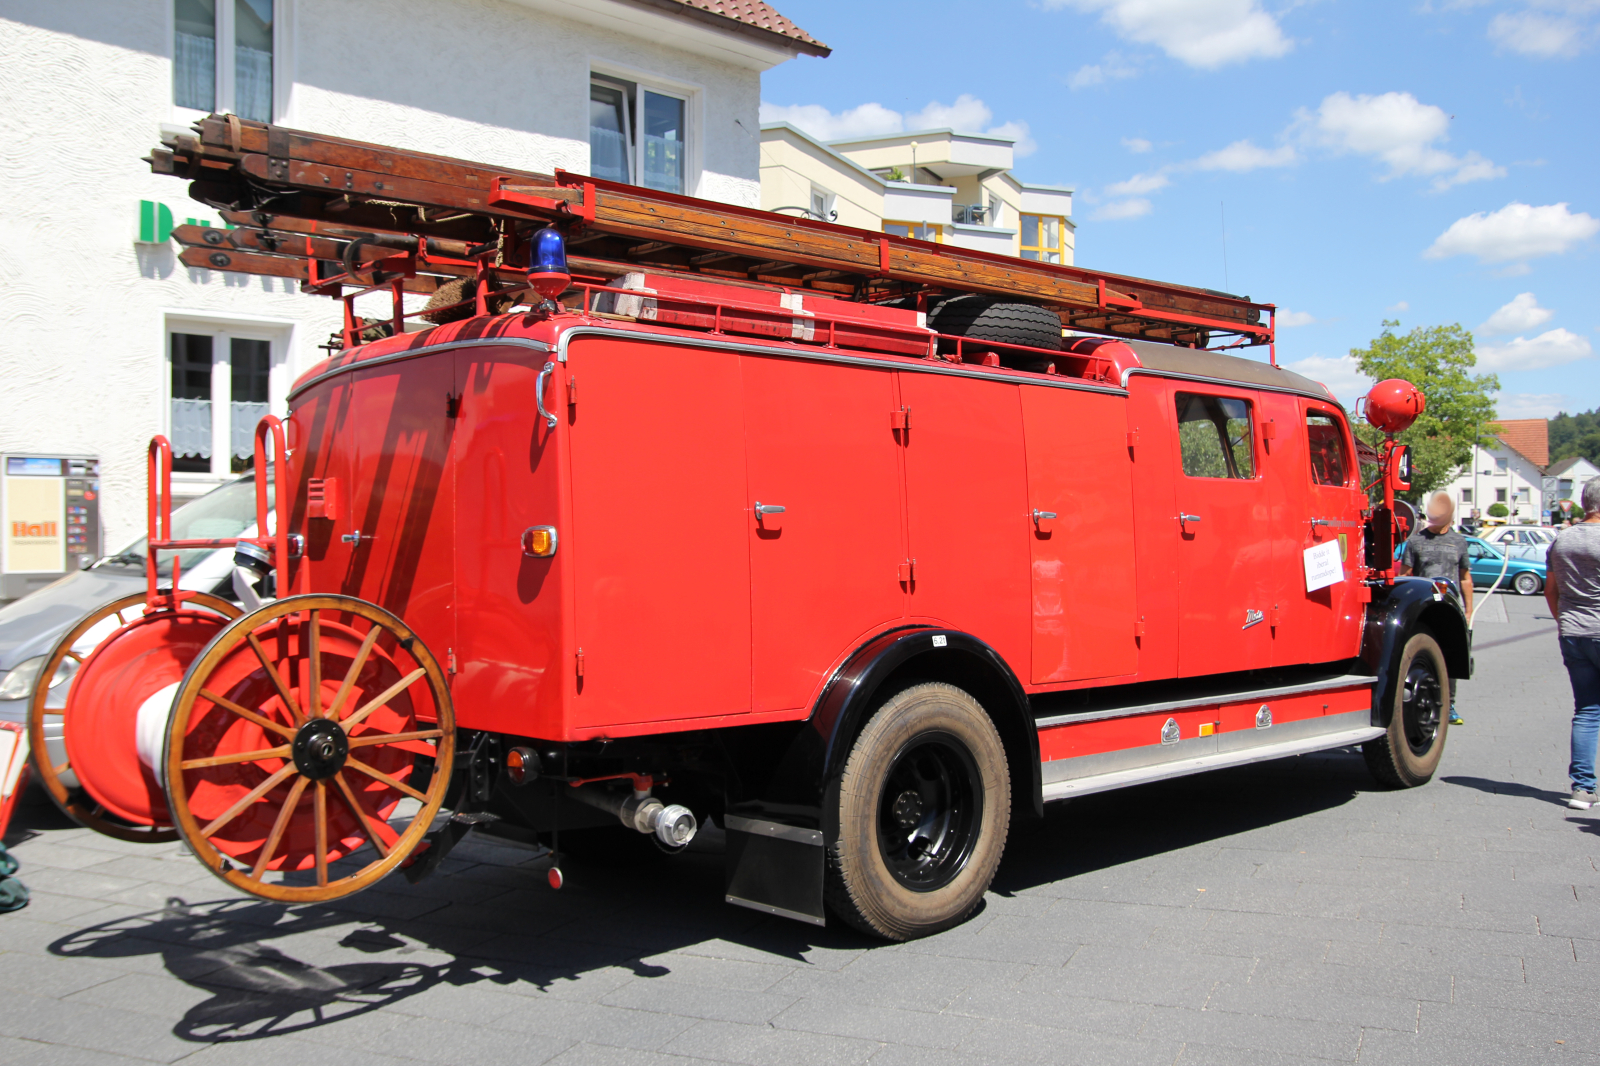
[567, 338, 751, 729]
[742, 355, 905, 713]
[1020, 385, 1138, 683]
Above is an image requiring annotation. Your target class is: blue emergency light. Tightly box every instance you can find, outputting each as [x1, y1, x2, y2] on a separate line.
[528, 225, 570, 304]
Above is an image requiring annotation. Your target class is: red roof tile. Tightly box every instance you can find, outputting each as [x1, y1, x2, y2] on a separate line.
[1495, 418, 1549, 468]
[638, 0, 830, 55]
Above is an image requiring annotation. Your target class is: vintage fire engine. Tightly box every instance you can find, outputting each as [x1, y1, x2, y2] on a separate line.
[28, 117, 1461, 940]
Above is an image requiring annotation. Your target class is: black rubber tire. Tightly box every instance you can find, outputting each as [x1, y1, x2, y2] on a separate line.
[928, 295, 1062, 368]
[1513, 571, 1542, 596]
[1363, 632, 1450, 788]
[825, 682, 1010, 941]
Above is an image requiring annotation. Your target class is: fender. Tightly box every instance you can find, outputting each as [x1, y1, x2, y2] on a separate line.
[1359, 577, 1472, 727]
[724, 626, 1039, 827]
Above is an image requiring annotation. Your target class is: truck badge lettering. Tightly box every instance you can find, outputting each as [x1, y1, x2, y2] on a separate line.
[1242, 608, 1265, 630]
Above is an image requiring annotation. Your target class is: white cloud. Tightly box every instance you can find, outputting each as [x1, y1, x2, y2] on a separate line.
[1476, 327, 1594, 370]
[1122, 137, 1153, 153]
[1479, 292, 1554, 335]
[1489, 10, 1589, 56]
[1192, 139, 1298, 172]
[1070, 52, 1140, 88]
[759, 95, 1034, 153]
[1293, 91, 1505, 190]
[1425, 202, 1600, 262]
[1277, 310, 1318, 327]
[1283, 354, 1372, 407]
[1494, 392, 1571, 419]
[1048, 0, 1293, 69]
[1387, 300, 1411, 313]
[1105, 172, 1171, 196]
[1093, 198, 1154, 221]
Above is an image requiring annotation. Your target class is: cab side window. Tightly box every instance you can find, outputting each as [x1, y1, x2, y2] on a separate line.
[1306, 410, 1350, 487]
[1176, 392, 1255, 479]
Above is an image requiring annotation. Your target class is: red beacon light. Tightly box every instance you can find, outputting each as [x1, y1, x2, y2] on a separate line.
[1364, 378, 1425, 435]
[527, 225, 570, 309]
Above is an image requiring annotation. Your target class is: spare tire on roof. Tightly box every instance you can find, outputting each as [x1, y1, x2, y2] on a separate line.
[928, 295, 1063, 369]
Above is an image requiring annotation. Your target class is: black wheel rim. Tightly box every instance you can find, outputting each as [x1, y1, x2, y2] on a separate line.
[877, 730, 982, 891]
[1401, 654, 1443, 757]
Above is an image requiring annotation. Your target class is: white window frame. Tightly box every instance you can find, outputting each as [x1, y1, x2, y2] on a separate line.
[589, 61, 701, 197]
[164, 312, 293, 490]
[809, 186, 835, 222]
[170, 0, 295, 125]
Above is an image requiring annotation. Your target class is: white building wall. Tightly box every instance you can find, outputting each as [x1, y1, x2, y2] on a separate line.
[0, 0, 768, 553]
[1440, 441, 1546, 523]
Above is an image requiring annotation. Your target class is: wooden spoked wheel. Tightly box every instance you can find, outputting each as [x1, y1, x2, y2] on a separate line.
[164, 594, 455, 903]
[28, 592, 241, 843]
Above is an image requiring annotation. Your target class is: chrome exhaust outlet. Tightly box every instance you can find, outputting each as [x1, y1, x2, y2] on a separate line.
[571, 782, 697, 848]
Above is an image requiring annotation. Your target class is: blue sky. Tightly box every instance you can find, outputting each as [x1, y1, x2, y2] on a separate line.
[760, 0, 1600, 418]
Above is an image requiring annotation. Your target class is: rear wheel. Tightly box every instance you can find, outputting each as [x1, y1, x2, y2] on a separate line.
[1363, 631, 1449, 788]
[1513, 571, 1542, 596]
[826, 682, 1009, 940]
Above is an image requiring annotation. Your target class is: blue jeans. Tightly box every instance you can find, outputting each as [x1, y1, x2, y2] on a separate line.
[1561, 636, 1600, 792]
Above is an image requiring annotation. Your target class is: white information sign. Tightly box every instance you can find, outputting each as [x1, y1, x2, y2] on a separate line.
[1304, 540, 1344, 592]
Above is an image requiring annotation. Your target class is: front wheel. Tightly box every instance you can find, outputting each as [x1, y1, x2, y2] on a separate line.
[1513, 571, 1542, 596]
[1363, 631, 1449, 788]
[826, 682, 1009, 940]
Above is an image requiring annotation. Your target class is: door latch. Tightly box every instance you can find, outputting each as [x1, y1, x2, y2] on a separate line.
[1032, 509, 1057, 533]
[341, 530, 369, 546]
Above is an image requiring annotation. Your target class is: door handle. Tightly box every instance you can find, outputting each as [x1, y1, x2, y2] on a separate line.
[1178, 514, 1201, 530]
[1032, 509, 1057, 533]
[535, 360, 558, 429]
[753, 503, 785, 516]
[341, 530, 368, 545]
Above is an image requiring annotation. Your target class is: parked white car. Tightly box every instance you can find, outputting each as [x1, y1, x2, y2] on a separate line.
[1485, 526, 1557, 561]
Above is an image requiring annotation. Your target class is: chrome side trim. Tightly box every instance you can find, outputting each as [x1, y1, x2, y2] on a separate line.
[723, 814, 824, 847]
[287, 336, 551, 402]
[554, 325, 1128, 396]
[725, 894, 828, 927]
[1034, 673, 1374, 729]
[1040, 711, 1382, 802]
[1121, 366, 1336, 404]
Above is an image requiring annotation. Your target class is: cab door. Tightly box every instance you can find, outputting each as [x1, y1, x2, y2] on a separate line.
[1172, 386, 1275, 675]
[1280, 400, 1365, 665]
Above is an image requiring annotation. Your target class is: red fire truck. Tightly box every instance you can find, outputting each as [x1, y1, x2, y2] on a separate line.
[29, 119, 1463, 941]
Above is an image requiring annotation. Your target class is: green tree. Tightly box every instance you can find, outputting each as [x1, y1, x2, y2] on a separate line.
[1548, 408, 1600, 464]
[1350, 320, 1499, 503]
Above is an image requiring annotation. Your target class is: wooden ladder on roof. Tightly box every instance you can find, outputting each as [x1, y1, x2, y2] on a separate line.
[148, 114, 1276, 353]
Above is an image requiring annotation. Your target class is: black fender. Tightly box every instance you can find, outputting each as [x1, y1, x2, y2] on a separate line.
[723, 625, 1040, 828]
[1359, 577, 1472, 727]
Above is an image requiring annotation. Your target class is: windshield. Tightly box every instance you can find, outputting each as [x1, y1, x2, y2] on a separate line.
[96, 476, 268, 576]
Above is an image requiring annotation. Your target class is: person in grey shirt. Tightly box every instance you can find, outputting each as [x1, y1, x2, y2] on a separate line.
[1399, 492, 1472, 725]
[1546, 479, 1600, 809]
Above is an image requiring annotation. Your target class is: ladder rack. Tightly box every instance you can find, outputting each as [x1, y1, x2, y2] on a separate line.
[148, 115, 1276, 354]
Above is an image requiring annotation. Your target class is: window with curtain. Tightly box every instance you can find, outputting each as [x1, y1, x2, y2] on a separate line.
[230, 338, 271, 471]
[235, 0, 274, 123]
[171, 333, 214, 472]
[170, 329, 276, 476]
[174, 0, 216, 111]
[174, 0, 274, 122]
[589, 81, 632, 184]
[641, 91, 685, 194]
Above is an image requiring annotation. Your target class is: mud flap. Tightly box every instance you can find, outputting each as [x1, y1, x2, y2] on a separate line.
[723, 813, 826, 927]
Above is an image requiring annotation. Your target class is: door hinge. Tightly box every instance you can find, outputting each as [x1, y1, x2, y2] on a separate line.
[1126, 430, 1139, 449]
[575, 648, 585, 678]
[890, 406, 911, 430]
[898, 559, 916, 583]
[1135, 616, 1146, 638]
[1270, 604, 1281, 627]
[567, 374, 577, 406]
[445, 392, 461, 419]
[447, 647, 457, 675]
[1262, 419, 1277, 440]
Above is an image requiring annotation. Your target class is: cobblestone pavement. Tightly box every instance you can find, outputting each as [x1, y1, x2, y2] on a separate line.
[3, 592, 1594, 1065]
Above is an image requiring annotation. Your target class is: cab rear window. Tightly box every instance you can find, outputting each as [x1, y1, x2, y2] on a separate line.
[1306, 411, 1350, 487]
[1176, 393, 1255, 479]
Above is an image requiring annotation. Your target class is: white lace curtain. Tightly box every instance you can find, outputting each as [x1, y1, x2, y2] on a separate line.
[230, 402, 269, 461]
[235, 45, 272, 123]
[171, 398, 212, 459]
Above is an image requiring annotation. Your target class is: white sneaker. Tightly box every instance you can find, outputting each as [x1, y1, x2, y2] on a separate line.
[1569, 789, 1597, 810]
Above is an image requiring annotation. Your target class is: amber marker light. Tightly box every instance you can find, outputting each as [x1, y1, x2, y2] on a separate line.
[521, 525, 558, 557]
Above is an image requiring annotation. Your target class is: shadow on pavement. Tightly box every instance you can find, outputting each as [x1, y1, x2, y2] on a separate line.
[1440, 775, 1572, 806]
[33, 745, 1380, 1044]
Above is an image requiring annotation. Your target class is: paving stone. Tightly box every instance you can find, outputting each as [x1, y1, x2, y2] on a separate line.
[660, 1019, 881, 1066]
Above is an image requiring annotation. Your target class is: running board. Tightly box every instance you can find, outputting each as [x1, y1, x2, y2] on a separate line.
[1040, 723, 1384, 802]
